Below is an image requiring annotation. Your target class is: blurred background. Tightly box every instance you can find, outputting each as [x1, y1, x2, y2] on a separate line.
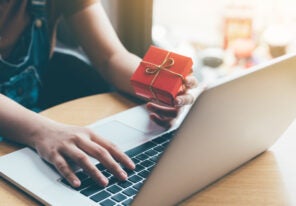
[152, 0, 296, 83]
[59, 0, 296, 84]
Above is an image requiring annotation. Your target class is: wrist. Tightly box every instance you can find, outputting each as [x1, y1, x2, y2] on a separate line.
[25, 116, 61, 149]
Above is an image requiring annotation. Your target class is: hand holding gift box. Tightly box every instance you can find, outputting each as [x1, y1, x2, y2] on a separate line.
[130, 46, 193, 106]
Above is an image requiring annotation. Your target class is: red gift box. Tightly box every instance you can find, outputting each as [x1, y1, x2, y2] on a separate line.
[130, 46, 193, 105]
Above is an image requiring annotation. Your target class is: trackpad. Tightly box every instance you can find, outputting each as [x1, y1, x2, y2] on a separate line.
[91, 121, 148, 151]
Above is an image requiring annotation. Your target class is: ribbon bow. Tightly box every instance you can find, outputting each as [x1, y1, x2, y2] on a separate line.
[145, 56, 175, 74]
[141, 52, 185, 103]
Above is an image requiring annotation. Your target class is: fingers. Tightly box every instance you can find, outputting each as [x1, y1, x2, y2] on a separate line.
[146, 75, 197, 128]
[184, 75, 198, 89]
[91, 134, 135, 171]
[78, 135, 132, 182]
[175, 92, 195, 107]
[35, 125, 136, 189]
[146, 103, 178, 128]
[62, 145, 109, 187]
[150, 113, 172, 128]
[51, 154, 81, 188]
[150, 91, 194, 126]
[146, 102, 179, 118]
[175, 75, 197, 107]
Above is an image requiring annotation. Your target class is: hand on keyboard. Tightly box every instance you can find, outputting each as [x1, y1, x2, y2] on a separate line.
[32, 121, 135, 188]
[61, 131, 175, 205]
[147, 75, 198, 128]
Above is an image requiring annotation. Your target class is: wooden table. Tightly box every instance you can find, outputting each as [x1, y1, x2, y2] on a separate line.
[1, 93, 296, 206]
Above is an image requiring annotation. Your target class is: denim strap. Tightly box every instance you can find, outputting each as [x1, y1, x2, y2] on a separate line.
[29, 0, 47, 18]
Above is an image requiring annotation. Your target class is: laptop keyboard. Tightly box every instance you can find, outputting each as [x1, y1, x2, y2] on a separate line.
[60, 131, 175, 206]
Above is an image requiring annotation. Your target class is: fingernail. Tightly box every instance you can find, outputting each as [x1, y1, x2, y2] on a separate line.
[120, 171, 127, 179]
[129, 160, 136, 169]
[102, 177, 109, 186]
[72, 179, 80, 187]
[175, 97, 183, 106]
[186, 81, 193, 87]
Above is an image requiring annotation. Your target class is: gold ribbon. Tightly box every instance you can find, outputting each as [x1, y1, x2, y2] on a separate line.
[141, 52, 185, 102]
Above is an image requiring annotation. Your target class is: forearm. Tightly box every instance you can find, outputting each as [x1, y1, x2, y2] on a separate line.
[101, 51, 140, 94]
[66, 2, 141, 95]
[0, 94, 53, 147]
[0, 95, 135, 187]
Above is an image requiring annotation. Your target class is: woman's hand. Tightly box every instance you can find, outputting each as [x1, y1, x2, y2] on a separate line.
[32, 121, 135, 188]
[147, 75, 198, 128]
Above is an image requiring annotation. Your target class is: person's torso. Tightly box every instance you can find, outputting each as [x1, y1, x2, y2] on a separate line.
[0, 0, 31, 60]
[0, 0, 98, 110]
[0, 0, 50, 110]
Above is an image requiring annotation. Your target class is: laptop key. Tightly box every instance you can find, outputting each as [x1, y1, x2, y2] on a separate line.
[154, 145, 165, 153]
[108, 177, 118, 185]
[149, 156, 159, 162]
[134, 165, 145, 172]
[107, 185, 122, 194]
[133, 182, 143, 191]
[145, 149, 158, 156]
[131, 157, 140, 164]
[140, 160, 154, 168]
[75, 171, 89, 181]
[128, 175, 143, 183]
[163, 131, 176, 140]
[118, 180, 133, 188]
[122, 198, 133, 206]
[100, 198, 116, 206]
[162, 141, 170, 147]
[80, 184, 104, 196]
[146, 165, 155, 172]
[136, 153, 149, 161]
[111, 193, 127, 202]
[102, 171, 112, 178]
[138, 170, 150, 178]
[124, 168, 136, 176]
[125, 142, 156, 157]
[152, 136, 168, 144]
[90, 190, 110, 202]
[61, 178, 71, 187]
[96, 163, 106, 171]
[123, 187, 137, 197]
[75, 178, 94, 191]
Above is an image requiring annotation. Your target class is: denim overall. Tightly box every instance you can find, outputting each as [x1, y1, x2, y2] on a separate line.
[0, 0, 49, 141]
[0, 0, 50, 111]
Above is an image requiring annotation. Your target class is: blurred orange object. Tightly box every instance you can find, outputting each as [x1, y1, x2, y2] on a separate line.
[232, 38, 255, 59]
[223, 3, 253, 49]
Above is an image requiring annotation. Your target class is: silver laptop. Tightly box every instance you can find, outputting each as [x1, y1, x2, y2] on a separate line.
[1, 53, 296, 206]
